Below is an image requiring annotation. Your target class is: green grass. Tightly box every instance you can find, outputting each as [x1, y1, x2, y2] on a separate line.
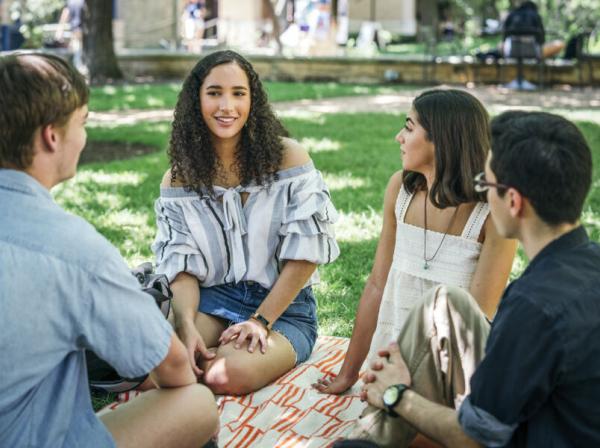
[55, 112, 600, 341]
[381, 35, 501, 57]
[88, 82, 416, 112]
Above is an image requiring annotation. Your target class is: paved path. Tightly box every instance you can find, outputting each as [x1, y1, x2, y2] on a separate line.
[89, 85, 600, 126]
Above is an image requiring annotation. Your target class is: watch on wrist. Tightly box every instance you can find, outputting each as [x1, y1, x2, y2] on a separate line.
[250, 312, 271, 331]
[382, 384, 409, 417]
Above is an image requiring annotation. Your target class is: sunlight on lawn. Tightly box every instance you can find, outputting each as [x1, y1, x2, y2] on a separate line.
[323, 173, 366, 191]
[350, 86, 371, 94]
[71, 171, 146, 186]
[301, 137, 341, 153]
[582, 208, 600, 238]
[53, 169, 156, 262]
[100, 85, 117, 95]
[335, 210, 382, 243]
[277, 110, 326, 121]
[147, 97, 166, 107]
[102, 210, 155, 263]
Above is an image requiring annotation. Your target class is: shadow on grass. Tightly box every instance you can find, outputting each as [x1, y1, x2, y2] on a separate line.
[315, 238, 378, 338]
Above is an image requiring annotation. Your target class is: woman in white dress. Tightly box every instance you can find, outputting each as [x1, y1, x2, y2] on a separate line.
[314, 89, 517, 395]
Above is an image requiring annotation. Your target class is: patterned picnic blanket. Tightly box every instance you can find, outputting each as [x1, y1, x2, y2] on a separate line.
[103, 336, 366, 447]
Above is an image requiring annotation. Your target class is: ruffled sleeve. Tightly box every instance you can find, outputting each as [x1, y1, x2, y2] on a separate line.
[278, 169, 340, 265]
[151, 196, 209, 283]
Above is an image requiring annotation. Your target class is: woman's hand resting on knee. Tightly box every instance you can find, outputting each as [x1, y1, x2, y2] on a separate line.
[219, 320, 269, 354]
[176, 320, 216, 377]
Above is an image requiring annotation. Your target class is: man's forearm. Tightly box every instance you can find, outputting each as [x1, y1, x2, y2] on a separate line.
[395, 390, 482, 448]
[150, 334, 197, 388]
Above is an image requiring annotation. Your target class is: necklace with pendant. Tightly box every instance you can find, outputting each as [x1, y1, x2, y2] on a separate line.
[423, 193, 459, 270]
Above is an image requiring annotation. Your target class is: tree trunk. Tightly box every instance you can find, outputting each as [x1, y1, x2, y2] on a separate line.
[82, 0, 122, 84]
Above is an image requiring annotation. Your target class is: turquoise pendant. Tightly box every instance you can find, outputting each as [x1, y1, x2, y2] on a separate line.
[423, 261, 429, 270]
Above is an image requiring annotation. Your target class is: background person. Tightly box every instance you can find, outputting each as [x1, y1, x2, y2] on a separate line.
[181, 0, 206, 53]
[153, 50, 339, 396]
[0, 53, 218, 448]
[314, 89, 516, 396]
[55, 0, 85, 71]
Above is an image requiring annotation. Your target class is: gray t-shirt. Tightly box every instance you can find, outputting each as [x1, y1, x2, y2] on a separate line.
[0, 169, 173, 447]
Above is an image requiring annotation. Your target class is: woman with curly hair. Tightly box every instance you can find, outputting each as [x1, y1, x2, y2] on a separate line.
[152, 50, 339, 395]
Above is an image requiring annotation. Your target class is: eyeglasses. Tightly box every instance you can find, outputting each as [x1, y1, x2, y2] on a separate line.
[474, 172, 510, 193]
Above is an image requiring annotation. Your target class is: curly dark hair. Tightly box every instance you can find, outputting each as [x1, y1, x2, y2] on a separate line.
[169, 50, 289, 194]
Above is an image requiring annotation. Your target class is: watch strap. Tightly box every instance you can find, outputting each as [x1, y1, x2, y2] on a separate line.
[250, 312, 271, 331]
[384, 384, 409, 417]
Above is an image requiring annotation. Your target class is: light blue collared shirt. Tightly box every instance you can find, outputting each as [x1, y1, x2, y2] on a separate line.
[0, 169, 173, 448]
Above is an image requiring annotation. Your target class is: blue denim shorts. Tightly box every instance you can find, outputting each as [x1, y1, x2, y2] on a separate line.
[198, 282, 318, 365]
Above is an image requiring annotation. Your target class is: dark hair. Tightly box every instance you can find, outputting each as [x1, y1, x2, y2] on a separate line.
[519, 1, 538, 11]
[169, 50, 289, 194]
[0, 53, 89, 169]
[402, 89, 490, 208]
[490, 111, 592, 225]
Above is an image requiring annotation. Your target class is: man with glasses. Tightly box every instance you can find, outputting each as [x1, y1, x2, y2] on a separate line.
[358, 111, 599, 447]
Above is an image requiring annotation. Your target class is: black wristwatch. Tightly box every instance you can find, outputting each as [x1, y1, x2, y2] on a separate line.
[382, 384, 409, 417]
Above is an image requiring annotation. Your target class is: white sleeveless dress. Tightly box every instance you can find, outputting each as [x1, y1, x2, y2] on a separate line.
[367, 185, 490, 363]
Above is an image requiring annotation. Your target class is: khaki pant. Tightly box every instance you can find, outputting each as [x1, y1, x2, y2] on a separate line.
[350, 285, 490, 447]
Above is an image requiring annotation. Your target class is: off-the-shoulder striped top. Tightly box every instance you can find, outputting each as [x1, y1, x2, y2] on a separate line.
[152, 162, 340, 289]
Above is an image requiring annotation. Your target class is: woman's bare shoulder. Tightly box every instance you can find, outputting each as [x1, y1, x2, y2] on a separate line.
[160, 169, 186, 187]
[387, 170, 404, 195]
[280, 137, 312, 170]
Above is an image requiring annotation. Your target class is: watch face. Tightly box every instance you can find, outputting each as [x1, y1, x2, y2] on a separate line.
[383, 386, 399, 406]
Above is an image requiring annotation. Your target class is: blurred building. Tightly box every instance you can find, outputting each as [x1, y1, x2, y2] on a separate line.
[115, 0, 418, 50]
[347, 0, 416, 35]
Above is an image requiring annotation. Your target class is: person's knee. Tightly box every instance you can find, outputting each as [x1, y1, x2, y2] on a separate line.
[183, 384, 220, 438]
[427, 284, 473, 310]
[439, 285, 474, 307]
[203, 356, 259, 395]
[419, 284, 466, 309]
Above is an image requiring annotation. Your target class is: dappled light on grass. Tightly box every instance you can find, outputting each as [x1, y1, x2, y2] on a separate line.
[323, 173, 366, 191]
[102, 210, 155, 261]
[335, 210, 382, 243]
[582, 208, 600, 242]
[53, 167, 158, 261]
[301, 137, 341, 153]
[509, 248, 528, 281]
[350, 86, 372, 95]
[100, 85, 118, 94]
[89, 83, 182, 112]
[70, 170, 146, 186]
[89, 82, 417, 112]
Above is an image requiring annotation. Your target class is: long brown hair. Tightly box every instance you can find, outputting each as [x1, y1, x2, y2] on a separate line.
[402, 89, 489, 208]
